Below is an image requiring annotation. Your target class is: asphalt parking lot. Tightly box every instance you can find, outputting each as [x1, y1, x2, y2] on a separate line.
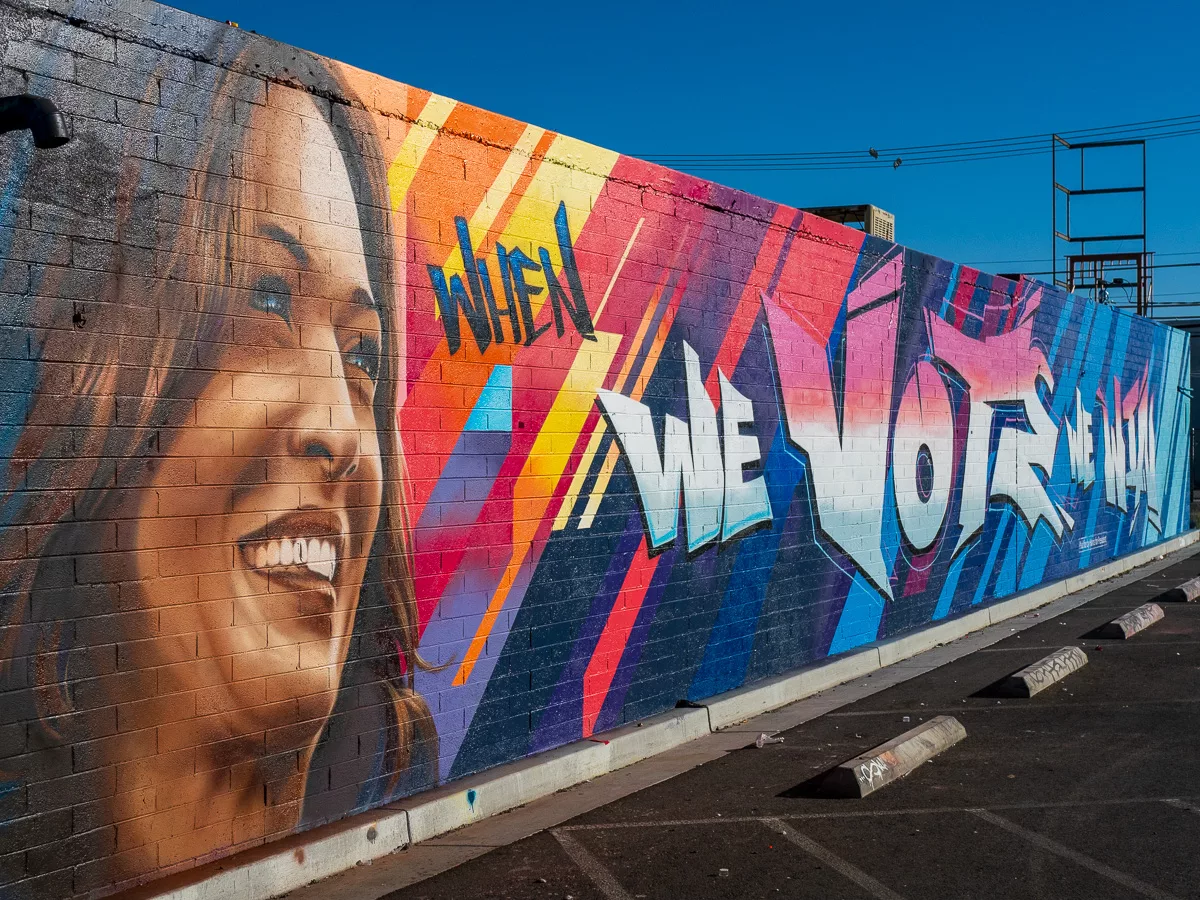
[364, 549, 1200, 900]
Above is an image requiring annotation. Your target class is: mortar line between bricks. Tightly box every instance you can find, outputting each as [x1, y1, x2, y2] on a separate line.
[967, 809, 1182, 900]
[550, 829, 634, 900]
[556, 795, 1200, 831]
[763, 818, 907, 900]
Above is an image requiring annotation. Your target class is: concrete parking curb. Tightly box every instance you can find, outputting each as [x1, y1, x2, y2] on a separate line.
[821, 715, 968, 798]
[1098, 602, 1166, 639]
[995, 646, 1089, 698]
[129, 529, 1198, 900]
[1160, 576, 1200, 603]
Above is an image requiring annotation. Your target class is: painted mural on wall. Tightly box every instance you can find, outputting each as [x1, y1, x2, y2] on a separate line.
[0, 2, 1191, 894]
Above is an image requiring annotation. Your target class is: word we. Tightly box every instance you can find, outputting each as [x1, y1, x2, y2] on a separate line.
[597, 343, 772, 554]
[428, 201, 597, 355]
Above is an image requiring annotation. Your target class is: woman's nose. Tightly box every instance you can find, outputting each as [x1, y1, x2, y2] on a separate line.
[290, 347, 362, 481]
[296, 426, 359, 480]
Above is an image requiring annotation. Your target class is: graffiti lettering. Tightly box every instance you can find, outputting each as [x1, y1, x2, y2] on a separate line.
[598, 342, 771, 553]
[1065, 375, 1159, 529]
[765, 287, 1075, 598]
[858, 758, 889, 787]
[893, 360, 955, 552]
[925, 309, 1072, 552]
[1097, 371, 1160, 527]
[1065, 388, 1096, 489]
[428, 201, 597, 354]
[1019, 647, 1086, 688]
[763, 264, 901, 598]
[765, 280, 1169, 602]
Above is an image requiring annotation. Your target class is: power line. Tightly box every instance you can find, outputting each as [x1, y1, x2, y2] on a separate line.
[638, 113, 1200, 171]
[1016, 261, 1200, 277]
[641, 113, 1200, 162]
[1137, 301, 1200, 307]
[966, 250, 1200, 266]
[642, 111, 1200, 160]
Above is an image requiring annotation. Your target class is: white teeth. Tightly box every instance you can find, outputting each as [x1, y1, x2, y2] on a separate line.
[304, 540, 337, 582]
[248, 534, 337, 583]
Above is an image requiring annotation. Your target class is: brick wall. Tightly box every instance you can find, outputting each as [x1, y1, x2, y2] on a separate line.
[0, 0, 1190, 895]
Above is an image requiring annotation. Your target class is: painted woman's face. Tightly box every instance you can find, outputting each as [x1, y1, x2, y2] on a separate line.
[129, 94, 385, 768]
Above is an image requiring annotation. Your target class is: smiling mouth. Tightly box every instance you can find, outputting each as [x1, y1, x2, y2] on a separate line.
[239, 513, 343, 584]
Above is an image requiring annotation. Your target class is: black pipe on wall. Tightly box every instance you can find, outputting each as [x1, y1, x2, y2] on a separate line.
[0, 94, 69, 148]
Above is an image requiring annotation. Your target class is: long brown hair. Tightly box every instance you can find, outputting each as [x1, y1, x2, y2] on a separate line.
[0, 39, 436, 812]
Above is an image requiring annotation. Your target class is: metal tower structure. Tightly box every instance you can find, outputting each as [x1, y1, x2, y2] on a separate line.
[1052, 135, 1152, 316]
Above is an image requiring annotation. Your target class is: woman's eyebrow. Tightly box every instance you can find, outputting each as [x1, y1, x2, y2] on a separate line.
[258, 222, 310, 268]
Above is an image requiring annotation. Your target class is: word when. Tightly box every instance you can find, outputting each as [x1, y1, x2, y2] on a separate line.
[597, 342, 772, 553]
[428, 201, 596, 355]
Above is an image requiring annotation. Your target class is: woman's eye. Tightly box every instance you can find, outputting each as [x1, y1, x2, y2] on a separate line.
[345, 336, 380, 384]
[251, 274, 293, 327]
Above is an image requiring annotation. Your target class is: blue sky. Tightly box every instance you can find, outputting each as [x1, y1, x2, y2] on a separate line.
[175, 0, 1199, 311]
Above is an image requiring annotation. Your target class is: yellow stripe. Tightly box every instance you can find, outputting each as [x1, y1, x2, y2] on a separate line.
[558, 274, 661, 533]
[577, 293, 676, 529]
[387, 94, 456, 212]
[552, 421, 607, 531]
[473, 125, 546, 238]
[493, 135, 619, 320]
[593, 218, 644, 320]
[454, 331, 622, 686]
[434, 125, 546, 319]
[577, 442, 621, 531]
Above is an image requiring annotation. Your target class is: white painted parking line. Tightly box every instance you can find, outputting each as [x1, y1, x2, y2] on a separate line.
[551, 829, 633, 900]
[1164, 798, 1200, 816]
[764, 818, 907, 900]
[968, 809, 1181, 900]
[556, 794, 1200, 831]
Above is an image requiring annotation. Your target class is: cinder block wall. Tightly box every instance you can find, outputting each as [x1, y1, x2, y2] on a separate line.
[0, 0, 1190, 895]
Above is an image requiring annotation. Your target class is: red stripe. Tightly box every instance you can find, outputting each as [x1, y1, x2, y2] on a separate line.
[582, 540, 659, 737]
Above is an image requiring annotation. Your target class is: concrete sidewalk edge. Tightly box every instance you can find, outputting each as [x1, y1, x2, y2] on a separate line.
[126, 529, 1199, 900]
